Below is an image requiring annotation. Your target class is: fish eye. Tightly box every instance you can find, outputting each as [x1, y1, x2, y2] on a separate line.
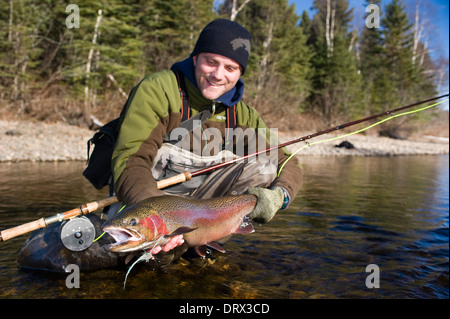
[129, 218, 138, 226]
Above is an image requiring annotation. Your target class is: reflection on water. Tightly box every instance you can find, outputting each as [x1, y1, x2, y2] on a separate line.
[0, 156, 448, 299]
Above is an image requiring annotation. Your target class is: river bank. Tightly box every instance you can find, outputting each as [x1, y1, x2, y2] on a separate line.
[0, 119, 448, 162]
[277, 131, 449, 156]
[0, 120, 92, 162]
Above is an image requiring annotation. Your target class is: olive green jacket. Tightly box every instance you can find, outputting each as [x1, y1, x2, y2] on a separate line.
[112, 70, 303, 205]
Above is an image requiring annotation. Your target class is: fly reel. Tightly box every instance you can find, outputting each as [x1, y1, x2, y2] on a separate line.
[60, 216, 96, 251]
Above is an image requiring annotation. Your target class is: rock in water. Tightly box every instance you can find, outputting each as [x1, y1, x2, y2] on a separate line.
[17, 213, 123, 273]
[335, 141, 355, 149]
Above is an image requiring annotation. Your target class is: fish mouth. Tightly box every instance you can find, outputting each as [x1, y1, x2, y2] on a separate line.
[102, 227, 145, 252]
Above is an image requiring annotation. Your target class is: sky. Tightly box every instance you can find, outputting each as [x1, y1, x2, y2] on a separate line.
[288, 0, 449, 109]
[288, 0, 449, 58]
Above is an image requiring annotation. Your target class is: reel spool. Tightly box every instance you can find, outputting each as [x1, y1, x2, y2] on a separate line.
[60, 216, 96, 251]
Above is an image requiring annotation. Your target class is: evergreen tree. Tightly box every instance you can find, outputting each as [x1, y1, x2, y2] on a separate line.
[357, 0, 438, 137]
[381, 0, 414, 104]
[233, 0, 312, 123]
[382, 0, 434, 100]
[143, 0, 216, 73]
[359, 0, 385, 113]
[377, 0, 436, 136]
[299, 10, 313, 46]
[307, 0, 364, 122]
[0, 0, 441, 129]
[0, 0, 55, 102]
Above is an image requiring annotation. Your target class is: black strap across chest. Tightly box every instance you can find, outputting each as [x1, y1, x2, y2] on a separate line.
[173, 70, 236, 131]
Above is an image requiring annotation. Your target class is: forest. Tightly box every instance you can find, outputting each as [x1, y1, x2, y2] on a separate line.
[0, 0, 448, 135]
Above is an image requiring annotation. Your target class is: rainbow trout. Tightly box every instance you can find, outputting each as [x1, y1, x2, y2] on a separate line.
[102, 194, 257, 257]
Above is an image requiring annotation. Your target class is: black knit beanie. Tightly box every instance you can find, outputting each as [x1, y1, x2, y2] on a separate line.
[191, 19, 251, 74]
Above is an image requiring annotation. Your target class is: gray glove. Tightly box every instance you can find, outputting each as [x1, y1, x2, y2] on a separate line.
[247, 187, 285, 224]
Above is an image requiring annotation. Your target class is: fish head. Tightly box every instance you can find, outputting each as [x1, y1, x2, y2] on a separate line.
[102, 201, 169, 253]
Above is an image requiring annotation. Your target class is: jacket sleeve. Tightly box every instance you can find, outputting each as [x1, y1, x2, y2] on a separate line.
[111, 71, 181, 205]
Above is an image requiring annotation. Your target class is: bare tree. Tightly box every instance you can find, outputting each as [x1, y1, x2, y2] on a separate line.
[230, 0, 251, 21]
[325, 0, 337, 57]
[8, 0, 13, 42]
[85, 9, 103, 111]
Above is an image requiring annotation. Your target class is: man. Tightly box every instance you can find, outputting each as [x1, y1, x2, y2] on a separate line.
[111, 19, 303, 255]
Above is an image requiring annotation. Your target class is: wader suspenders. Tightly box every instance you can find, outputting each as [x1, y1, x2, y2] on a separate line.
[174, 70, 191, 122]
[226, 104, 236, 146]
[172, 70, 236, 146]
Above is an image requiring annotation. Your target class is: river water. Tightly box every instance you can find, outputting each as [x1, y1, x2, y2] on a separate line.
[0, 155, 448, 299]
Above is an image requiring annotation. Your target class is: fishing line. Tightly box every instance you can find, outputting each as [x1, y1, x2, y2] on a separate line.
[93, 204, 127, 242]
[123, 236, 164, 289]
[277, 98, 449, 177]
[92, 231, 105, 243]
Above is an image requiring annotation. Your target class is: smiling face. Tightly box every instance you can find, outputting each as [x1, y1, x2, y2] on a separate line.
[193, 53, 242, 101]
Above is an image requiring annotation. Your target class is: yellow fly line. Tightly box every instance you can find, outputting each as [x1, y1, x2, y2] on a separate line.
[277, 98, 449, 177]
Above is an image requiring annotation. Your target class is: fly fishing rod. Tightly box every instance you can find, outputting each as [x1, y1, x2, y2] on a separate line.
[189, 93, 449, 177]
[0, 93, 448, 242]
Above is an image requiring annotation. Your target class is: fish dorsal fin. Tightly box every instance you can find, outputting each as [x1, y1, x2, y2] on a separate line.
[165, 226, 197, 238]
[233, 217, 254, 234]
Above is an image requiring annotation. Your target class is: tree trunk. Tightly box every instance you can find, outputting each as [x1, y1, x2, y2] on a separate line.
[8, 0, 13, 42]
[230, 0, 251, 21]
[85, 9, 103, 111]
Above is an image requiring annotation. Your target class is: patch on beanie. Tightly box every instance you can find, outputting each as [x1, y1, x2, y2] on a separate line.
[231, 38, 251, 54]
